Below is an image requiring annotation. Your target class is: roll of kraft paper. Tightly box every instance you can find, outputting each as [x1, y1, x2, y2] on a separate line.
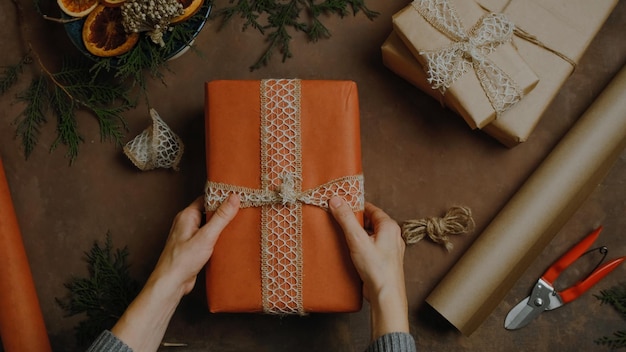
[426, 64, 626, 336]
[0, 158, 52, 351]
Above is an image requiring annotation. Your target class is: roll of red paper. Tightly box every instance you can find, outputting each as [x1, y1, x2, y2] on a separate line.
[0, 157, 52, 351]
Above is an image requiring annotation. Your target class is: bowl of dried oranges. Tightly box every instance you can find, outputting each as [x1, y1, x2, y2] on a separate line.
[60, 0, 209, 61]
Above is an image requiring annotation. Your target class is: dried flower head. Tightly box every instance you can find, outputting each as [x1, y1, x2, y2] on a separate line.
[121, 0, 184, 47]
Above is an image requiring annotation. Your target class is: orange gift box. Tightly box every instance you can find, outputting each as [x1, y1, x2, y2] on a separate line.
[204, 79, 364, 314]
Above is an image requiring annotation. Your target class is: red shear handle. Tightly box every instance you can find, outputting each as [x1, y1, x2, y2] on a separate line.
[559, 256, 626, 304]
[541, 226, 603, 284]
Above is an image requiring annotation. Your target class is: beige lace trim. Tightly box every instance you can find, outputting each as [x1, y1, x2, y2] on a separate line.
[205, 174, 365, 211]
[205, 79, 365, 315]
[123, 108, 184, 171]
[411, 0, 523, 115]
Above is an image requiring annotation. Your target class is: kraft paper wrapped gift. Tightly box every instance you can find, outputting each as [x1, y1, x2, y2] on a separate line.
[477, 0, 619, 146]
[385, 0, 618, 146]
[392, 0, 539, 130]
[204, 79, 364, 314]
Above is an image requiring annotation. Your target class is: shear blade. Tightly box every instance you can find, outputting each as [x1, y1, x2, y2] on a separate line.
[504, 297, 545, 330]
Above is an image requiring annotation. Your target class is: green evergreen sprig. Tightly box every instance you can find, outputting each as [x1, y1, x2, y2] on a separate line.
[12, 55, 135, 163]
[90, 0, 211, 91]
[213, 0, 378, 70]
[1, 53, 32, 94]
[56, 234, 141, 348]
[595, 283, 626, 349]
[6, 0, 210, 163]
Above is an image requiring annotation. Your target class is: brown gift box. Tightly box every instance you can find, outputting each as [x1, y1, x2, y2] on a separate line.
[385, 0, 618, 146]
[204, 80, 363, 314]
[392, 0, 539, 130]
[478, 0, 618, 146]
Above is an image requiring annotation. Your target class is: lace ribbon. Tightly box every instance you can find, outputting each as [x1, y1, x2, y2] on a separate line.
[205, 174, 365, 211]
[205, 79, 365, 315]
[411, 0, 523, 115]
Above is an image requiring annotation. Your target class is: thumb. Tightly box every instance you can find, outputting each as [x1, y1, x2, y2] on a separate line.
[328, 196, 368, 250]
[197, 194, 240, 247]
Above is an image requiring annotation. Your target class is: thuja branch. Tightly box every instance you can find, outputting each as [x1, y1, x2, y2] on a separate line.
[12, 49, 134, 163]
[213, 0, 379, 71]
[56, 234, 141, 348]
[595, 283, 626, 349]
[7, 0, 209, 163]
[6, 0, 134, 163]
[0, 52, 32, 94]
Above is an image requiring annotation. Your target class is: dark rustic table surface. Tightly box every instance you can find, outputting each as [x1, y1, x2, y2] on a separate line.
[1, 1, 624, 351]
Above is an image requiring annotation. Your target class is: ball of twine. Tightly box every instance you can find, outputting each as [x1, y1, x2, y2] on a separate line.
[401, 206, 475, 251]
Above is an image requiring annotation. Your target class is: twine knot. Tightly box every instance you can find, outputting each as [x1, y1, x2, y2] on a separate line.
[278, 173, 300, 206]
[402, 206, 475, 251]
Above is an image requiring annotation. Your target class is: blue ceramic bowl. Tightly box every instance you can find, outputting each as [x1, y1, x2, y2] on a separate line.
[64, 0, 211, 62]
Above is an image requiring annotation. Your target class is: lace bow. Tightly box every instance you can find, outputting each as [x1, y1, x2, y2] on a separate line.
[412, 0, 523, 114]
[205, 173, 364, 211]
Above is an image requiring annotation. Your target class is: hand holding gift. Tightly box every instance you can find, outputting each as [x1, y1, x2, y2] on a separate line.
[329, 197, 410, 342]
[87, 195, 417, 351]
[106, 195, 240, 352]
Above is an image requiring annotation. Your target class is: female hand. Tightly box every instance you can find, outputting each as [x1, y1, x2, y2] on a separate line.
[328, 196, 408, 340]
[149, 194, 241, 298]
[110, 195, 240, 352]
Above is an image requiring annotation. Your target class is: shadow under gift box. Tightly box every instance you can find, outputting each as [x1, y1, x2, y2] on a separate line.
[204, 80, 364, 313]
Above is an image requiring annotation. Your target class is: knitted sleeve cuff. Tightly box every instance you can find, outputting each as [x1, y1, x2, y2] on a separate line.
[86, 330, 133, 352]
[365, 332, 417, 352]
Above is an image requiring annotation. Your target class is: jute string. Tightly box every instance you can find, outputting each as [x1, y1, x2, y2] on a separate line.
[474, 1, 577, 69]
[402, 206, 475, 251]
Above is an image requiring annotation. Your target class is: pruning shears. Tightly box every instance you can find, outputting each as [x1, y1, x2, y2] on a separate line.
[505, 226, 625, 330]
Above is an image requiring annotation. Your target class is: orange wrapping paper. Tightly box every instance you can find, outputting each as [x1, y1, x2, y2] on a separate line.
[204, 80, 363, 313]
[426, 64, 626, 336]
[0, 157, 52, 352]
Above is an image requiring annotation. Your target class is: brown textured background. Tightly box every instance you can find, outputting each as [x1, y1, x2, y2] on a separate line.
[0, 0, 624, 351]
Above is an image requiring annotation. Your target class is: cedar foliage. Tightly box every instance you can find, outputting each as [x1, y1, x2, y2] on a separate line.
[213, 0, 379, 70]
[13, 56, 134, 162]
[595, 283, 626, 349]
[56, 234, 140, 348]
[5, 0, 210, 163]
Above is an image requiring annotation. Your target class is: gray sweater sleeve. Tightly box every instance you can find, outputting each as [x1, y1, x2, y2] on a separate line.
[86, 330, 132, 352]
[86, 330, 416, 352]
[365, 332, 417, 352]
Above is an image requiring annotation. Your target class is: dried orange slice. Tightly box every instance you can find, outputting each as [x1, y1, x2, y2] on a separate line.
[82, 5, 139, 57]
[58, 0, 98, 17]
[171, 0, 203, 24]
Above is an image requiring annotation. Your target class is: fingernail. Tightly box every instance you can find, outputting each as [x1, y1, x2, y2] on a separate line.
[329, 196, 342, 209]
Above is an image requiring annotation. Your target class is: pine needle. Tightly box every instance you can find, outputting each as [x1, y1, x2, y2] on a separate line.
[14, 54, 135, 164]
[595, 283, 626, 349]
[8, 0, 210, 164]
[213, 0, 379, 71]
[13, 76, 49, 159]
[0, 53, 32, 95]
[56, 233, 141, 348]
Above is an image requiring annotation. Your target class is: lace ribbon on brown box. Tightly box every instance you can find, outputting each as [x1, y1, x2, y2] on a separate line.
[411, 0, 524, 115]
